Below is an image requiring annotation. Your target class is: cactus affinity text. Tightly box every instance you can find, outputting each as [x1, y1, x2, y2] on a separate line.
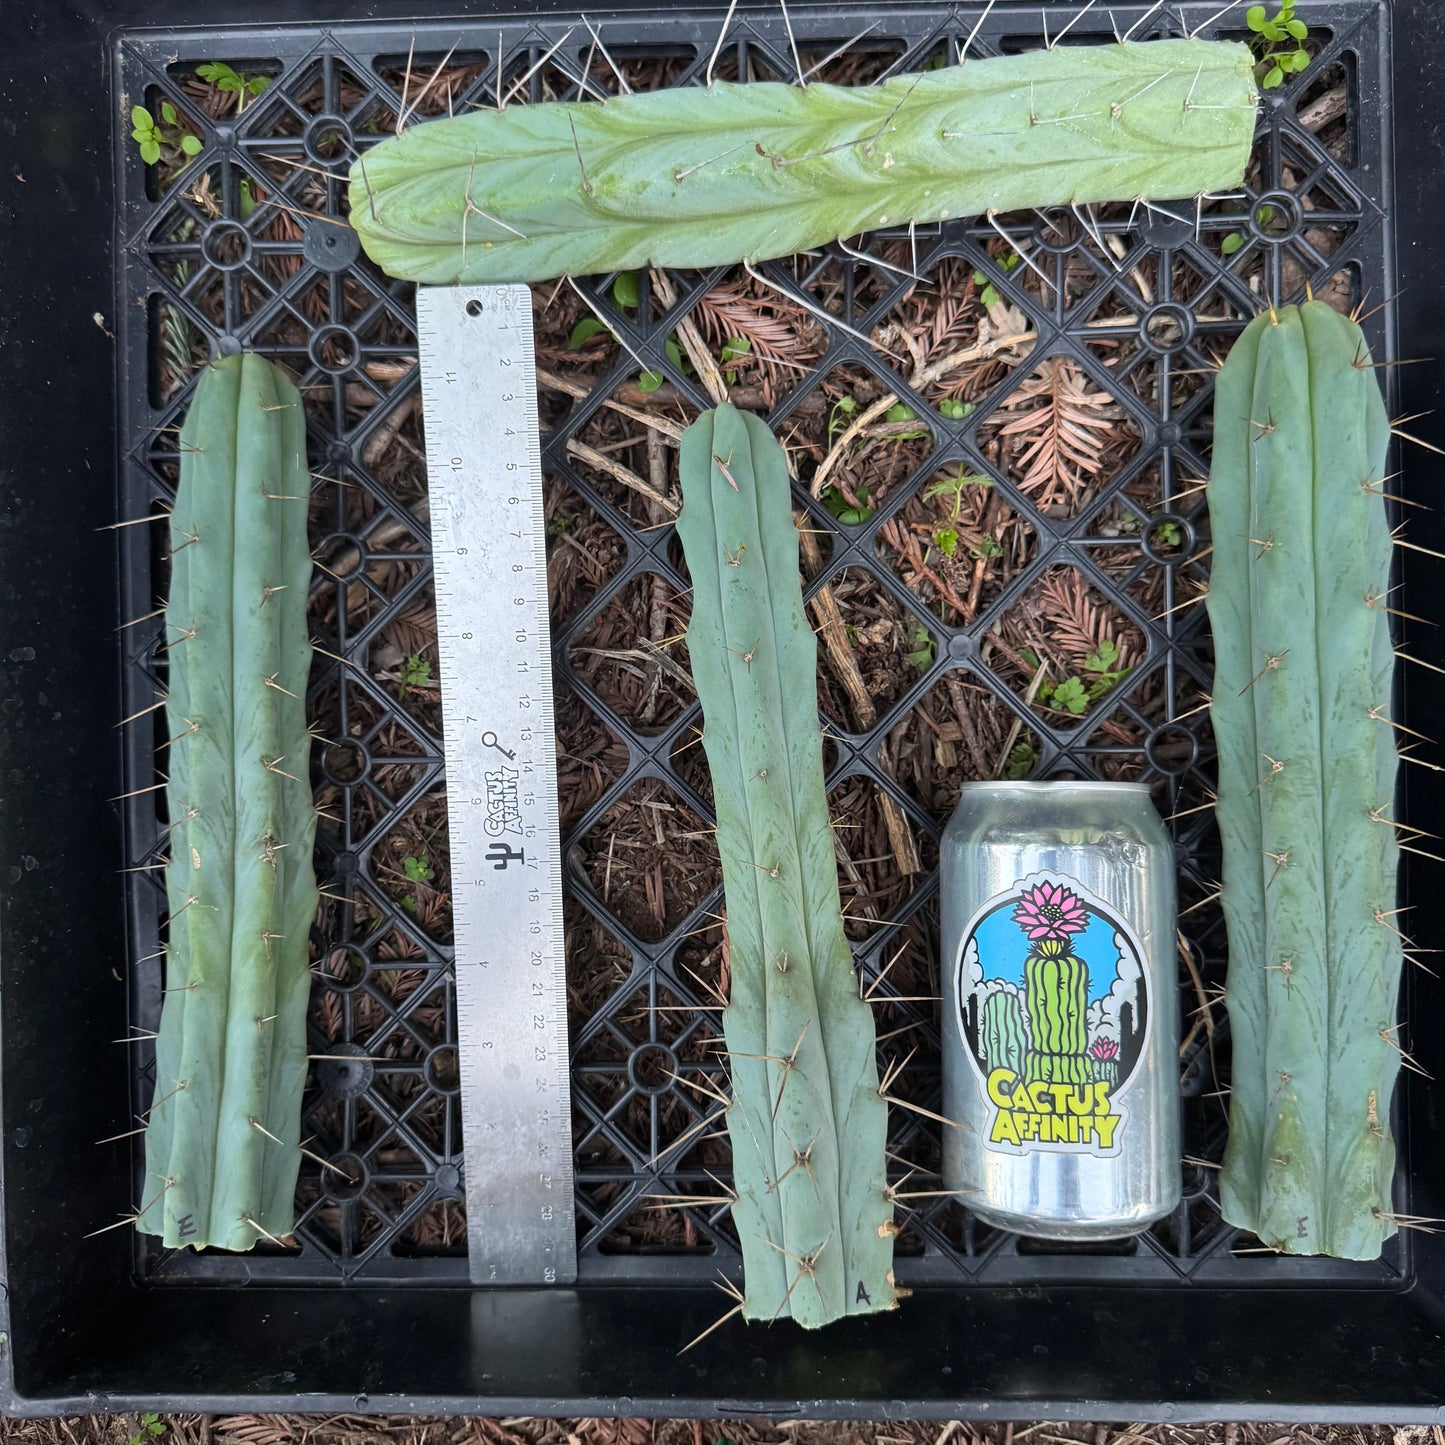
[675, 404, 895, 1327]
[1207, 302, 1401, 1260]
[347, 38, 1257, 284]
[140, 353, 318, 1252]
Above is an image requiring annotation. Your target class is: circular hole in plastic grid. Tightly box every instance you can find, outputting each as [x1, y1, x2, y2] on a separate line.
[322, 738, 369, 786]
[1146, 722, 1200, 775]
[1251, 190, 1302, 241]
[310, 324, 360, 374]
[425, 1044, 461, 1095]
[326, 1152, 369, 1202]
[201, 219, 251, 270]
[1142, 303, 1195, 355]
[1143, 512, 1195, 563]
[313, 1039, 376, 1094]
[627, 1041, 679, 1097]
[304, 112, 355, 163]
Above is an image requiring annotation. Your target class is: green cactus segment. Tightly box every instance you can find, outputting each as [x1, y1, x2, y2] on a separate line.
[981, 989, 1028, 1076]
[1208, 302, 1399, 1260]
[347, 39, 1256, 284]
[1089, 1057, 1119, 1087]
[141, 353, 317, 1252]
[1023, 947, 1090, 1084]
[675, 403, 894, 1327]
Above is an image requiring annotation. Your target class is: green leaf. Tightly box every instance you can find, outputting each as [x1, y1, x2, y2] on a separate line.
[1286, 48, 1310, 70]
[197, 61, 239, 86]
[1083, 637, 1118, 674]
[1221, 231, 1246, 256]
[720, 334, 751, 366]
[239, 176, 257, 220]
[611, 271, 641, 310]
[972, 535, 1003, 559]
[636, 369, 664, 393]
[179, 133, 203, 156]
[1004, 740, 1037, 780]
[1286, 17, 1308, 37]
[934, 527, 959, 558]
[664, 333, 692, 372]
[938, 398, 973, 420]
[819, 484, 873, 525]
[1246, 4, 1267, 29]
[1000, 252, 1021, 272]
[140, 138, 162, 165]
[247, 75, 273, 95]
[1263, 63, 1285, 88]
[130, 105, 154, 129]
[971, 269, 988, 287]
[883, 402, 918, 423]
[980, 282, 1001, 309]
[905, 624, 935, 671]
[160, 100, 178, 125]
[404, 855, 435, 884]
[567, 316, 613, 349]
[1050, 676, 1089, 715]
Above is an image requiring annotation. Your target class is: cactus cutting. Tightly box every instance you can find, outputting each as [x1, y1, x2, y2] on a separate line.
[139, 353, 317, 1252]
[674, 403, 896, 1327]
[346, 37, 1257, 284]
[1207, 300, 1402, 1260]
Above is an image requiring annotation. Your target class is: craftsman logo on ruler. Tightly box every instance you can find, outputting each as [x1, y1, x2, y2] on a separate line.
[416, 284, 576, 1287]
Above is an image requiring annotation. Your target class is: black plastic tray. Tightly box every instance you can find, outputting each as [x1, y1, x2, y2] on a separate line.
[4, 0, 1445, 1422]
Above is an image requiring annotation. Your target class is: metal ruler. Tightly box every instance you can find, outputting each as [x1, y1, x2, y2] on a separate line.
[416, 284, 576, 1287]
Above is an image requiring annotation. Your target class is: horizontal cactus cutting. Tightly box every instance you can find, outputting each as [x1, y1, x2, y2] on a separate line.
[1208, 301, 1403, 1260]
[139, 352, 318, 1252]
[674, 403, 896, 1326]
[346, 37, 1257, 284]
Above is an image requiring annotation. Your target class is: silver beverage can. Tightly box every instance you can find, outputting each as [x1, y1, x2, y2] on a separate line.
[940, 781, 1179, 1239]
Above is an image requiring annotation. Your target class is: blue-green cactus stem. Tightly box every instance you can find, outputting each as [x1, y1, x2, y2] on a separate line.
[140, 353, 317, 1252]
[1208, 301, 1399, 1260]
[348, 38, 1257, 284]
[675, 403, 895, 1326]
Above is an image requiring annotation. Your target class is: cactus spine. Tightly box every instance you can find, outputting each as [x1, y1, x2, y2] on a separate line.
[1207, 301, 1400, 1260]
[140, 353, 317, 1252]
[1023, 943, 1090, 1085]
[981, 989, 1028, 1076]
[675, 403, 894, 1327]
[347, 39, 1257, 284]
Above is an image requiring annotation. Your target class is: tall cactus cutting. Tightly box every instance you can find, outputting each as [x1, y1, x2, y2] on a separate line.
[1207, 301, 1401, 1259]
[675, 404, 895, 1326]
[347, 38, 1257, 284]
[140, 353, 317, 1251]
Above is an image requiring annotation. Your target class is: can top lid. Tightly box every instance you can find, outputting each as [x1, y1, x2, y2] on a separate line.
[958, 780, 1150, 793]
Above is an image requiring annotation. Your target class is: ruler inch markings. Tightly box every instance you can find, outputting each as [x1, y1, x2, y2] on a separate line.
[416, 283, 576, 1288]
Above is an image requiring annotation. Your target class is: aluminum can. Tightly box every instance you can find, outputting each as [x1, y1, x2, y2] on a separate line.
[940, 781, 1179, 1239]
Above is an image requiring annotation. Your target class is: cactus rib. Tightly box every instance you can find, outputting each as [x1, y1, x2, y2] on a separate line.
[140, 353, 317, 1252]
[347, 38, 1257, 284]
[675, 404, 894, 1326]
[1208, 301, 1399, 1260]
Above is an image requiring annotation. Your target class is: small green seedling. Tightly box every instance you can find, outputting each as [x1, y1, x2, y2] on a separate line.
[820, 481, 874, 525]
[905, 624, 936, 672]
[938, 398, 975, 421]
[611, 271, 641, 310]
[720, 334, 751, 384]
[971, 535, 1004, 560]
[883, 402, 930, 441]
[1082, 637, 1131, 699]
[402, 854, 435, 913]
[130, 102, 202, 166]
[1245, 3, 1310, 88]
[567, 317, 615, 349]
[401, 653, 433, 691]
[637, 332, 692, 392]
[933, 527, 960, 558]
[974, 253, 1022, 309]
[1222, 203, 1276, 257]
[1005, 740, 1038, 779]
[1153, 519, 1183, 548]
[923, 466, 992, 520]
[196, 61, 272, 107]
[828, 393, 859, 444]
[129, 1414, 166, 1445]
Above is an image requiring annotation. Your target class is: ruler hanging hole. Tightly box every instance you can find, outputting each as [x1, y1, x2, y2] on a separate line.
[465, 299, 485, 317]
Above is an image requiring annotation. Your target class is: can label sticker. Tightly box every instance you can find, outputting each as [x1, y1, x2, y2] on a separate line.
[954, 870, 1150, 1158]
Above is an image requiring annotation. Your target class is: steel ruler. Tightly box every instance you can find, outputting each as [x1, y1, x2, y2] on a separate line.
[416, 283, 576, 1287]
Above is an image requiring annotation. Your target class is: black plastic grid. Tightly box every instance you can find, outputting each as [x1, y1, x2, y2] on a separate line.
[112, 2, 1399, 1289]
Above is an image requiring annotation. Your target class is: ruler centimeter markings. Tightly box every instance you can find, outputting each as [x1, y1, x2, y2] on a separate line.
[416, 284, 576, 1287]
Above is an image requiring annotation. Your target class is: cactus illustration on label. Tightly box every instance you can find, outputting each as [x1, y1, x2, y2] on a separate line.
[1207, 301, 1401, 1260]
[139, 353, 317, 1252]
[347, 39, 1257, 284]
[674, 403, 895, 1327]
[981, 989, 1029, 1077]
[1024, 944, 1092, 1086]
[1088, 1036, 1121, 1087]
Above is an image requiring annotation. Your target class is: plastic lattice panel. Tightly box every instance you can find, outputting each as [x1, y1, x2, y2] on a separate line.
[114, 3, 1399, 1287]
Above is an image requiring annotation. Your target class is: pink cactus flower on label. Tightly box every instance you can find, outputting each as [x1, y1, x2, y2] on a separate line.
[1011, 880, 1089, 942]
[1089, 1036, 1121, 1062]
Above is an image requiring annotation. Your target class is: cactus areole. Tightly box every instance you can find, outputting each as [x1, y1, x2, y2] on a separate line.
[346, 38, 1257, 284]
[675, 404, 896, 1327]
[140, 353, 318, 1252]
[1208, 302, 1401, 1260]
